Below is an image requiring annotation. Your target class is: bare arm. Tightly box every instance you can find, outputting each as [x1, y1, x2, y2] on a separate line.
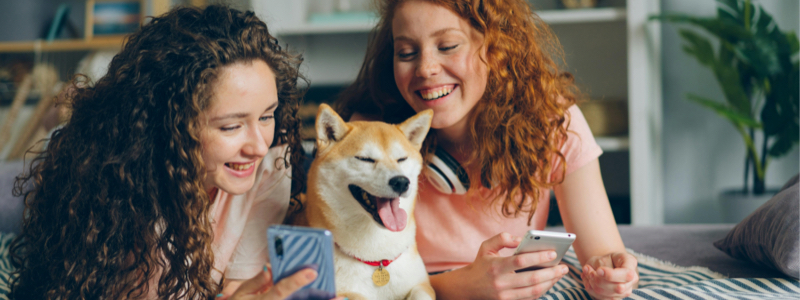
[553, 159, 624, 265]
[554, 159, 638, 300]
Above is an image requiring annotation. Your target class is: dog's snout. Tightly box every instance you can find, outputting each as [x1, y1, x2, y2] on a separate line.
[389, 176, 410, 194]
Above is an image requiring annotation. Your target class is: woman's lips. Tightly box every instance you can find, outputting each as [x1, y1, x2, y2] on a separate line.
[224, 161, 256, 177]
[417, 84, 456, 101]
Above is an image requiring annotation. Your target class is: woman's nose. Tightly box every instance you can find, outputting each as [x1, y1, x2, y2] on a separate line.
[243, 126, 269, 158]
[415, 51, 442, 78]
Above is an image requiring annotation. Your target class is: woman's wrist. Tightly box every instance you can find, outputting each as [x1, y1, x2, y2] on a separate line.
[428, 265, 471, 300]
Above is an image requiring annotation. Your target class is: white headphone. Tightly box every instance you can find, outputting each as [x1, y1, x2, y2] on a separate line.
[422, 147, 471, 194]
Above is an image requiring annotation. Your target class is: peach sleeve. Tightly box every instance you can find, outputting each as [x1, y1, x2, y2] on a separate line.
[550, 105, 603, 182]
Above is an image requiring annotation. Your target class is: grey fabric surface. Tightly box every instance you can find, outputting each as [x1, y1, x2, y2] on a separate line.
[713, 174, 799, 279]
[549, 224, 787, 278]
[0, 160, 26, 235]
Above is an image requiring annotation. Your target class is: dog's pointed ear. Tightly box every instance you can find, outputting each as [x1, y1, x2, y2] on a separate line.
[397, 109, 433, 149]
[316, 103, 349, 147]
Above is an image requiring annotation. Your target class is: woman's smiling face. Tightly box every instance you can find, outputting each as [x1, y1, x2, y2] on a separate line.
[200, 60, 278, 195]
[391, 0, 489, 133]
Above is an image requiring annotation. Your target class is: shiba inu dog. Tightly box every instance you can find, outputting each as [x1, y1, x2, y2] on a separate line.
[300, 104, 435, 300]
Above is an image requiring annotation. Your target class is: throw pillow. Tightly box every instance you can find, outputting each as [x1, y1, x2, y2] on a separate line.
[714, 174, 799, 279]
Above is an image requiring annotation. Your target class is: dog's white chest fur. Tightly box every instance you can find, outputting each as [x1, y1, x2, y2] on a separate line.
[334, 246, 431, 299]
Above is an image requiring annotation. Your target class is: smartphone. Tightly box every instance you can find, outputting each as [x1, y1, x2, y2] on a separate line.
[513, 230, 576, 273]
[267, 225, 336, 300]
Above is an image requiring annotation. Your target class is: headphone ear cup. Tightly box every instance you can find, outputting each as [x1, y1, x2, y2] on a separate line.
[422, 147, 470, 194]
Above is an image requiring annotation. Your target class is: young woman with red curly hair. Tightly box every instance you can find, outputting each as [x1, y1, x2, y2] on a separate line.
[335, 0, 639, 299]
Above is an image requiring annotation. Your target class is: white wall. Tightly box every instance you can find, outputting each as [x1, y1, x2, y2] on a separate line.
[661, 0, 800, 224]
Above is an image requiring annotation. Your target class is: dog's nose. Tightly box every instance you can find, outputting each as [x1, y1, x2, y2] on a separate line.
[389, 176, 410, 194]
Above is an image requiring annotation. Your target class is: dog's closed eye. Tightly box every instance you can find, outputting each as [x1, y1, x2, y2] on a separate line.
[397, 157, 407, 163]
[355, 156, 376, 163]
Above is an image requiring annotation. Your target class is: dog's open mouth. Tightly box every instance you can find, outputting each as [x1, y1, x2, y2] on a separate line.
[348, 185, 408, 232]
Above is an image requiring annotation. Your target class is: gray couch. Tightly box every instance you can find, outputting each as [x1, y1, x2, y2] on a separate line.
[0, 160, 26, 235]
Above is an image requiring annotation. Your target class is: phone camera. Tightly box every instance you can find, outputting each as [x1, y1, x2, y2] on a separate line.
[534, 236, 540, 240]
[275, 236, 284, 258]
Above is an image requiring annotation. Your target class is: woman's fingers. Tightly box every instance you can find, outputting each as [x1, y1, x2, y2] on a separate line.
[478, 232, 521, 257]
[501, 265, 568, 290]
[231, 270, 271, 298]
[499, 273, 565, 300]
[260, 268, 318, 300]
[596, 267, 636, 283]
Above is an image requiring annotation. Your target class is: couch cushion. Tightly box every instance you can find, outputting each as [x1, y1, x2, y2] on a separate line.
[714, 174, 799, 279]
[0, 161, 26, 235]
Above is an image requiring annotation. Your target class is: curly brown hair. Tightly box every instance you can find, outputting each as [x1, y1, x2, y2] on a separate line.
[335, 0, 579, 224]
[10, 5, 306, 299]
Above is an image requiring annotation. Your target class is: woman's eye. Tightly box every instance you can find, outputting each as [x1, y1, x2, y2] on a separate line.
[259, 115, 274, 122]
[397, 51, 417, 60]
[220, 125, 241, 132]
[439, 45, 458, 51]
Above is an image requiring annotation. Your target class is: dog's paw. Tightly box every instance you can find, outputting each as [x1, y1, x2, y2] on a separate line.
[406, 283, 436, 300]
[338, 292, 369, 300]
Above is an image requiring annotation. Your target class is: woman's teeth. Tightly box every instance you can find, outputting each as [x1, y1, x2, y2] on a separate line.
[225, 162, 254, 171]
[420, 86, 453, 100]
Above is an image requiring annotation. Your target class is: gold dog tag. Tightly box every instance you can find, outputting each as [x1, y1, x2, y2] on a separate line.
[372, 265, 390, 286]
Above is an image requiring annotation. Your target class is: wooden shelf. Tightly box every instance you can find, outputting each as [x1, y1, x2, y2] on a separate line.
[277, 7, 626, 36]
[0, 37, 125, 53]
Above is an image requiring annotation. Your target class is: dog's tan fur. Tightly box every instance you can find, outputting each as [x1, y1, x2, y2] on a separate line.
[299, 104, 435, 300]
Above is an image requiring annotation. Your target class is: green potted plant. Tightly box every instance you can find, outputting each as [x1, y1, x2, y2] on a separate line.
[652, 0, 798, 220]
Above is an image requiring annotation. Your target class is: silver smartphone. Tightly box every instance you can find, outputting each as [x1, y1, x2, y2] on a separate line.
[513, 230, 576, 272]
[267, 225, 336, 300]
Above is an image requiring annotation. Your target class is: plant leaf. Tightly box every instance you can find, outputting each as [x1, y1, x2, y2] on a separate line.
[679, 29, 716, 67]
[768, 125, 799, 157]
[686, 94, 761, 128]
[787, 31, 800, 55]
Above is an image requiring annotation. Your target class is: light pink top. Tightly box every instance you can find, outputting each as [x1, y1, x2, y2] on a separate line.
[145, 145, 291, 298]
[208, 145, 292, 281]
[415, 105, 603, 273]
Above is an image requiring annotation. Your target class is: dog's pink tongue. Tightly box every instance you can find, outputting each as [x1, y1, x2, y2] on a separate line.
[377, 197, 407, 232]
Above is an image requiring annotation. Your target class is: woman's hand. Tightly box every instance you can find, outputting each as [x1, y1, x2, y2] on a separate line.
[582, 252, 638, 300]
[430, 232, 569, 300]
[218, 267, 345, 300]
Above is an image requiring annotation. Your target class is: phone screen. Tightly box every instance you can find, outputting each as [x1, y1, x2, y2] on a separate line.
[267, 225, 336, 299]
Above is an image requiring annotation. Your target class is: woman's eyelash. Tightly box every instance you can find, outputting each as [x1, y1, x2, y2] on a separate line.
[221, 125, 240, 132]
[397, 52, 416, 58]
[440, 45, 458, 51]
[259, 115, 274, 122]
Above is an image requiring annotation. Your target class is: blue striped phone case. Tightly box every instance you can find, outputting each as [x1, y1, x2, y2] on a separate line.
[267, 225, 336, 300]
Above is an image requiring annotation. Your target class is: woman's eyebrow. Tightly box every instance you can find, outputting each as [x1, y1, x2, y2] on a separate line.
[393, 27, 461, 42]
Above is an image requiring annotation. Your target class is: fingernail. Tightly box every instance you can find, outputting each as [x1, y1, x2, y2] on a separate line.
[514, 236, 522, 242]
[305, 270, 318, 280]
[549, 251, 557, 259]
[344, 298, 350, 300]
[562, 266, 569, 275]
[597, 269, 605, 277]
[216, 294, 224, 298]
[263, 265, 268, 272]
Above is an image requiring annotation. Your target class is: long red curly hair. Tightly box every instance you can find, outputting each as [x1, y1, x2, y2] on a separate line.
[335, 0, 580, 224]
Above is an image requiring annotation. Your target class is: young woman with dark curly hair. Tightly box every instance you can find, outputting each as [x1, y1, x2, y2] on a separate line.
[335, 0, 640, 299]
[9, 5, 340, 300]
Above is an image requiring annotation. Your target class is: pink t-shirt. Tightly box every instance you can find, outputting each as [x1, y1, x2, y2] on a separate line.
[415, 105, 602, 273]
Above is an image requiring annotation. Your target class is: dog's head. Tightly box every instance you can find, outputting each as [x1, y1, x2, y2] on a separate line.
[308, 104, 432, 233]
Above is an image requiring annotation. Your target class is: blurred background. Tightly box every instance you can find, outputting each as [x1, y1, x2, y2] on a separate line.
[0, 0, 796, 226]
